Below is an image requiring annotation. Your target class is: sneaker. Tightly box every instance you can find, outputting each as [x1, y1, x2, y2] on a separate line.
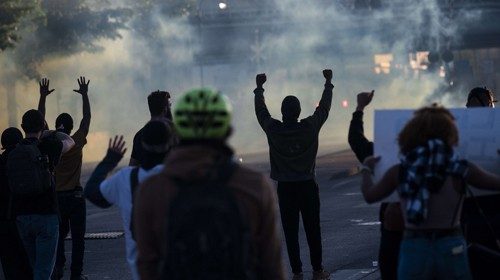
[292, 272, 304, 280]
[312, 269, 331, 280]
[70, 275, 88, 280]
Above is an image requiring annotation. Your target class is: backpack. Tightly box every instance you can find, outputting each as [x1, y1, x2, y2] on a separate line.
[162, 161, 254, 280]
[7, 141, 52, 195]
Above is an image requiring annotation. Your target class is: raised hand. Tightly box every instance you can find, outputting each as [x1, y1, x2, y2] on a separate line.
[108, 135, 127, 157]
[39, 78, 55, 97]
[73, 76, 90, 95]
[322, 69, 333, 82]
[356, 90, 375, 112]
[256, 73, 267, 88]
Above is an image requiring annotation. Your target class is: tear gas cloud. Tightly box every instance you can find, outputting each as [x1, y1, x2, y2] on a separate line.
[0, 0, 482, 162]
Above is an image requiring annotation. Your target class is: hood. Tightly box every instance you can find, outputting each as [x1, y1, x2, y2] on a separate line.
[162, 143, 234, 183]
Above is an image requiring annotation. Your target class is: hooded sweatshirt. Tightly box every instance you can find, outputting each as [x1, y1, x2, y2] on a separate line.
[133, 143, 285, 280]
[254, 83, 333, 181]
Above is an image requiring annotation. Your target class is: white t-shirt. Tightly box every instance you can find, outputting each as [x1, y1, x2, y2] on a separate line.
[99, 165, 164, 280]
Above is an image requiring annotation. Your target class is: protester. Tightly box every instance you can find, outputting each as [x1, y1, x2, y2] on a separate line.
[134, 89, 284, 280]
[360, 105, 500, 280]
[38, 77, 91, 280]
[9, 109, 74, 280]
[84, 121, 172, 280]
[129, 90, 173, 166]
[253, 70, 333, 280]
[0, 127, 33, 280]
[462, 86, 500, 279]
[348, 90, 403, 280]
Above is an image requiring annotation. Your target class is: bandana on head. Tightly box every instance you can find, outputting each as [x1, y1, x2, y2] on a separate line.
[398, 139, 468, 225]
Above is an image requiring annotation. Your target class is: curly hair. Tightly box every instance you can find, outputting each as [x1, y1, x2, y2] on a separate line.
[398, 105, 459, 154]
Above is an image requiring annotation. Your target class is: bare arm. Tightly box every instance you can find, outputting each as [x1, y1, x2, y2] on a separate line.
[38, 78, 55, 118]
[361, 156, 399, 203]
[465, 162, 500, 190]
[73, 77, 91, 136]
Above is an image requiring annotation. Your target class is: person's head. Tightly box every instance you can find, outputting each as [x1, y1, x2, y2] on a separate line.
[21, 109, 45, 136]
[398, 105, 458, 155]
[140, 120, 173, 169]
[1, 127, 23, 150]
[55, 113, 74, 135]
[148, 90, 170, 118]
[281, 95, 301, 122]
[466, 87, 497, 108]
[173, 88, 232, 143]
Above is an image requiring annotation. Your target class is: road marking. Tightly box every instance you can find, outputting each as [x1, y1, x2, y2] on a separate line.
[332, 178, 358, 188]
[357, 221, 381, 226]
[343, 192, 361, 196]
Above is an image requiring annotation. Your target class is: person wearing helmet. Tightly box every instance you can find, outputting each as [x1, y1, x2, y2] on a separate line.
[133, 89, 285, 280]
[465, 87, 497, 108]
[84, 121, 173, 280]
[253, 70, 333, 280]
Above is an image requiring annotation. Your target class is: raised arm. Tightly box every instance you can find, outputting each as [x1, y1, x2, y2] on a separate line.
[253, 73, 273, 131]
[360, 156, 399, 203]
[38, 78, 55, 118]
[310, 69, 334, 128]
[84, 135, 127, 208]
[465, 161, 500, 191]
[348, 91, 375, 163]
[73, 77, 91, 136]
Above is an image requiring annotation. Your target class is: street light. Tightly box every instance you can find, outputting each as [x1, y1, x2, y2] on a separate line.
[218, 2, 227, 10]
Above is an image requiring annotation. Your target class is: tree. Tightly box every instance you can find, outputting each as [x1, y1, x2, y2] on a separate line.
[0, 0, 36, 51]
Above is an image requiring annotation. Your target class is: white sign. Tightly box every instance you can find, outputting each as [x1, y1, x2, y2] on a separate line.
[374, 108, 500, 201]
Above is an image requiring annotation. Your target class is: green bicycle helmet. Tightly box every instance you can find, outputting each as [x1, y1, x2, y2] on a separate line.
[174, 88, 232, 140]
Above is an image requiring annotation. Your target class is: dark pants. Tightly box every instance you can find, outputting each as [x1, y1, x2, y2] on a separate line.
[0, 219, 33, 280]
[378, 203, 403, 280]
[277, 180, 323, 274]
[461, 195, 500, 280]
[55, 189, 86, 277]
[16, 214, 59, 280]
[379, 228, 403, 280]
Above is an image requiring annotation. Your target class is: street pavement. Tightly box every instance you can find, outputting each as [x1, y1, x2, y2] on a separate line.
[5, 148, 384, 280]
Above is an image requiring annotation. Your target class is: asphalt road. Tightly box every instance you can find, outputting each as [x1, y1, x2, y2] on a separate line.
[10, 149, 383, 280]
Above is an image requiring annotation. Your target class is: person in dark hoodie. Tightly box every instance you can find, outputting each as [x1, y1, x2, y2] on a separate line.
[84, 121, 173, 280]
[253, 70, 333, 280]
[0, 127, 33, 280]
[348, 91, 403, 280]
[134, 89, 284, 280]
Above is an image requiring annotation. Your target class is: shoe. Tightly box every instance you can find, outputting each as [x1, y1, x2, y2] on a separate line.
[70, 275, 88, 280]
[312, 269, 331, 280]
[292, 272, 304, 280]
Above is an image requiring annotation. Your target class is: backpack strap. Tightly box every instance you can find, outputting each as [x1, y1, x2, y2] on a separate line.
[129, 167, 140, 240]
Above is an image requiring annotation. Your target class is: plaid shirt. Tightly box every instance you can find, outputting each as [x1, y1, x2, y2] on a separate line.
[399, 139, 468, 225]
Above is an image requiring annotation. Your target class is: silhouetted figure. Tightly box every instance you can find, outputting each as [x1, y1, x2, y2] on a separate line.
[462, 87, 500, 280]
[84, 121, 173, 280]
[134, 89, 284, 280]
[10, 109, 74, 280]
[253, 70, 333, 280]
[348, 90, 403, 280]
[0, 127, 33, 280]
[40, 77, 91, 280]
[129, 90, 173, 167]
[361, 105, 500, 280]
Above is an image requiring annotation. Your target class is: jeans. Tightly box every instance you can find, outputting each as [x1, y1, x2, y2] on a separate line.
[0, 220, 33, 280]
[398, 235, 472, 280]
[16, 214, 59, 280]
[55, 189, 86, 277]
[277, 180, 323, 274]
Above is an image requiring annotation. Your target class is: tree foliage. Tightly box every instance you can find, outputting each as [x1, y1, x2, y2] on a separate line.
[0, 0, 37, 51]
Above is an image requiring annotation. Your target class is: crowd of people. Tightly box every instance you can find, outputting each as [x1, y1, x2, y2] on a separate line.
[0, 70, 499, 280]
